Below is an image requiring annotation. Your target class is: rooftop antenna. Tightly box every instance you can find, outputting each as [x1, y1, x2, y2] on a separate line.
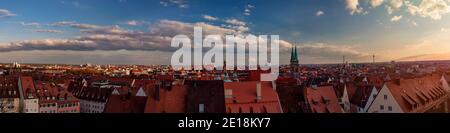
[373, 54, 375, 64]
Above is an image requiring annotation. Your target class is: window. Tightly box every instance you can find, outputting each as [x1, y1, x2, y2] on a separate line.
[384, 95, 388, 100]
[388, 106, 393, 111]
[380, 105, 384, 110]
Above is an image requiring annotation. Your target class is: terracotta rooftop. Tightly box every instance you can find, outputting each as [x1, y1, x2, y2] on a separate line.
[0, 76, 20, 98]
[224, 81, 282, 113]
[385, 74, 447, 113]
[20, 76, 37, 99]
[144, 83, 187, 113]
[305, 86, 342, 113]
[104, 94, 148, 113]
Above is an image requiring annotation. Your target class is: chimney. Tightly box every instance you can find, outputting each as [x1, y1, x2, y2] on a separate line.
[256, 82, 262, 100]
[225, 89, 233, 99]
[271, 81, 277, 91]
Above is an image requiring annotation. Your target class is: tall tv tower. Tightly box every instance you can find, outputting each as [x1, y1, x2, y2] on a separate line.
[372, 54, 375, 64]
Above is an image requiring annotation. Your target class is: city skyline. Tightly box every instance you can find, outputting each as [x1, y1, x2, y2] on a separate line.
[1, 0, 450, 65]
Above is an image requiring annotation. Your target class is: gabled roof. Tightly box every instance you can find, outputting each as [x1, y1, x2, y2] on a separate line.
[385, 74, 447, 113]
[345, 83, 358, 100]
[35, 81, 79, 104]
[70, 83, 112, 102]
[350, 85, 376, 108]
[20, 76, 37, 99]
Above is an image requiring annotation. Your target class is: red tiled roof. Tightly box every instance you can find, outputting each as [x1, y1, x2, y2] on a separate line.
[104, 95, 148, 113]
[20, 76, 37, 99]
[224, 81, 282, 113]
[385, 74, 447, 113]
[346, 83, 358, 100]
[144, 84, 187, 113]
[35, 81, 79, 103]
[305, 86, 342, 113]
[0, 76, 20, 98]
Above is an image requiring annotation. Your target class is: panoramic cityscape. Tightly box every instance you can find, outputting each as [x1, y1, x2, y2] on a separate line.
[1, 0, 450, 114]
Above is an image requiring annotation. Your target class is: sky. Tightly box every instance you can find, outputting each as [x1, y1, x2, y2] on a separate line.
[1, 0, 450, 65]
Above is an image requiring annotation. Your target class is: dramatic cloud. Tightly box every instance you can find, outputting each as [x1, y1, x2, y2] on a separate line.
[345, 0, 364, 15]
[405, 0, 450, 20]
[0, 20, 247, 52]
[1, 19, 369, 64]
[33, 29, 64, 34]
[202, 15, 219, 21]
[160, 0, 188, 8]
[370, 0, 384, 8]
[0, 9, 16, 18]
[391, 15, 403, 22]
[316, 10, 325, 16]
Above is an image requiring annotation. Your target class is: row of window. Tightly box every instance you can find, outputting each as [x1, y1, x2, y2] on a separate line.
[58, 103, 78, 108]
[25, 109, 37, 112]
[39, 103, 78, 108]
[40, 103, 56, 108]
[81, 103, 104, 110]
[380, 105, 393, 111]
[33, 109, 80, 113]
[40, 110, 56, 113]
[59, 110, 78, 113]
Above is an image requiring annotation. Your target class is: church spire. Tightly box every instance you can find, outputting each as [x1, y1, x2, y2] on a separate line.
[290, 42, 300, 77]
[290, 43, 298, 62]
[294, 45, 298, 61]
